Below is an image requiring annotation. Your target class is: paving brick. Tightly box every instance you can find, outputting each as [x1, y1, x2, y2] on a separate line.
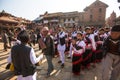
[0, 42, 120, 80]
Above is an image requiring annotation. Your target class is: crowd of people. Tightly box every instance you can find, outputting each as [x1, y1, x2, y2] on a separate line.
[1, 24, 120, 80]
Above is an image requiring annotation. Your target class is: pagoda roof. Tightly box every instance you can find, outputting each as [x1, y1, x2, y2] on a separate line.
[0, 10, 31, 24]
[0, 16, 18, 23]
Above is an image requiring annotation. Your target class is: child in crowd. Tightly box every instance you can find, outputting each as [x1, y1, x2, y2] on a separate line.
[72, 31, 86, 75]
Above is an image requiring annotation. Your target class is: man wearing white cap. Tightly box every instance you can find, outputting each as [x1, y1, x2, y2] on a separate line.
[40, 27, 55, 77]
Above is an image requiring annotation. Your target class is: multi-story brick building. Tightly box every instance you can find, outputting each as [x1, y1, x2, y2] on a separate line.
[34, 0, 108, 28]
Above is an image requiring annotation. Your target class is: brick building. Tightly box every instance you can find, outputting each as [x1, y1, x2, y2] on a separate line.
[34, 0, 108, 28]
[106, 11, 116, 27]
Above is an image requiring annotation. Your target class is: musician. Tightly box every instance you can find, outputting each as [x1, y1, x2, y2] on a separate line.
[68, 26, 77, 59]
[94, 28, 105, 62]
[57, 26, 66, 68]
[82, 27, 96, 69]
[72, 31, 86, 75]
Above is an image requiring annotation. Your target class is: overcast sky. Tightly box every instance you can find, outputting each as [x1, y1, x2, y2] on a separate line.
[0, 0, 120, 20]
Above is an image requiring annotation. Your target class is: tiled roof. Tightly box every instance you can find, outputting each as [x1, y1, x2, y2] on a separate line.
[44, 12, 62, 18]
[0, 11, 31, 23]
[0, 16, 18, 23]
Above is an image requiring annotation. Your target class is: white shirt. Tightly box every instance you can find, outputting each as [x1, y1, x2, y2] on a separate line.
[73, 40, 86, 54]
[71, 31, 77, 38]
[58, 31, 66, 38]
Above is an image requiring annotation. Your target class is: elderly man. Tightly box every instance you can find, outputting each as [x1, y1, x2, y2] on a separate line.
[39, 27, 55, 77]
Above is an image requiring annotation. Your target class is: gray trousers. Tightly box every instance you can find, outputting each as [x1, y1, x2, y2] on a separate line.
[45, 55, 54, 74]
[101, 53, 120, 80]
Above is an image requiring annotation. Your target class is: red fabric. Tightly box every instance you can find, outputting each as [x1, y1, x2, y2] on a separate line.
[94, 50, 102, 54]
[83, 53, 92, 61]
[73, 58, 83, 65]
[72, 53, 83, 65]
[73, 53, 82, 56]
[73, 72, 80, 75]
[92, 48, 96, 52]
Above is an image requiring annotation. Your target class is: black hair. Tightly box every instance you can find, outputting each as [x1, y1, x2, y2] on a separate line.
[77, 31, 83, 36]
[18, 30, 29, 43]
[111, 25, 120, 32]
[85, 27, 91, 31]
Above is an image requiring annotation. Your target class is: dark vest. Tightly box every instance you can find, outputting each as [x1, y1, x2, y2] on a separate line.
[85, 34, 91, 45]
[11, 44, 36, 77]
[59, 37, 65, 45]
[58, 32, 65, 45]
[42, 35, 55, 55]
